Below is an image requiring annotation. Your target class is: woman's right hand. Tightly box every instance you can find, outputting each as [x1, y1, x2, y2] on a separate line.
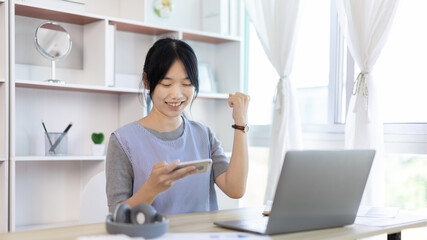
[124, 160, 196, 207]
[144, 160, 197, 195]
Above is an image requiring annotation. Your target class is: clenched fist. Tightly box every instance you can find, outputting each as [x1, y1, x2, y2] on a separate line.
[228, 92, 250, 125]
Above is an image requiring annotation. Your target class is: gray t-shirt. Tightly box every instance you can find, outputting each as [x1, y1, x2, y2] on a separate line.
[106, 119, 229, 208]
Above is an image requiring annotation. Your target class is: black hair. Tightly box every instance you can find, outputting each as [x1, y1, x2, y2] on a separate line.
[143, 38, 199, 99]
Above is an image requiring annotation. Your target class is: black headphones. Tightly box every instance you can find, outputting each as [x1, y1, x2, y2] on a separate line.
[106, 203, 169, 239]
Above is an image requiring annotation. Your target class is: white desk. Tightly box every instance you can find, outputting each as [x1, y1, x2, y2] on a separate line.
[1, 207, 426, 240]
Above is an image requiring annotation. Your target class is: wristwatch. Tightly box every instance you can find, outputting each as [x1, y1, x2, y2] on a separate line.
[232, 124, 249, 133]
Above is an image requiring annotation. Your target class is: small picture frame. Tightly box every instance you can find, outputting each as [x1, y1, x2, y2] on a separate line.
[198, 62, 217, 93]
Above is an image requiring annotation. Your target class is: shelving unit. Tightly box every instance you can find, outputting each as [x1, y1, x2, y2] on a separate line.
[13, 159, 104, 231]
[10, 2, 126, 231]
[0, 0, 8, 233]
[6, 0, 243, 232]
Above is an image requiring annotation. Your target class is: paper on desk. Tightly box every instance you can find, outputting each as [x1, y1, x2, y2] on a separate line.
[77, 234, 144, 240]
[357, 206, 400, 218]
[356, 209, 427, 227]
[156, 232, 272, 240]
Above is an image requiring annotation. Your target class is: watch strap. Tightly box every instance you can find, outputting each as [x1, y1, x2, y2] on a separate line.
[232, 124, 248, 133]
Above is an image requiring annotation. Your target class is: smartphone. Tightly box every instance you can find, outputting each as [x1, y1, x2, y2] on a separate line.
[172, 159, 213, 174]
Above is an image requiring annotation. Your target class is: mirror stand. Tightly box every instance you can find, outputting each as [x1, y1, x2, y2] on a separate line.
[46, 60, 65, 84]
[34, 22, 72, 84]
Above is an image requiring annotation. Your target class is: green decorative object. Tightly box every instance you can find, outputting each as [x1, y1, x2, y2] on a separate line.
[153, 0, 173, 18]
[91, 132, 104, 144]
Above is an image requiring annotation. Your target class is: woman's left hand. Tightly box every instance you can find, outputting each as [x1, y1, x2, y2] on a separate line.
[228, 92, 250, 125]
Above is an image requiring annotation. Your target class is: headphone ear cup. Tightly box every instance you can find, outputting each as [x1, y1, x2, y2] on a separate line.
[106, 203, 169, 238]
[130, 204, 157, 225]
[112, 203, 131, 223]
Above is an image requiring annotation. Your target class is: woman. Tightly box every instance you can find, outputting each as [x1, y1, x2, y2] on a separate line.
[106, 38, 250, 215]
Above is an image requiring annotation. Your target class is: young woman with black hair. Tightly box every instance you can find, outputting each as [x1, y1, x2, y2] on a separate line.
[106, 38, 250, 215]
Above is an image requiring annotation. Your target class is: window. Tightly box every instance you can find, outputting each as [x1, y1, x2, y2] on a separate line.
[293, 0, 331, 125]
[243, 0, 427, 210]
[241, 22, 274, 207]
[377, 0, 427, 210]
[375, 0, 427, 123]
[247, 0, 333, 126]
[246, 24, 277, 126]
[243, 0, 333, 207]
[385, 154, 427, 209]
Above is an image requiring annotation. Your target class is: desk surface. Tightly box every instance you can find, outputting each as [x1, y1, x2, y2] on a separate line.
[1, 207, 427, 240]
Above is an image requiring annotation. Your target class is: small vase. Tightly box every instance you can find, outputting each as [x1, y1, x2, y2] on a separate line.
[92, 144, 105, 156]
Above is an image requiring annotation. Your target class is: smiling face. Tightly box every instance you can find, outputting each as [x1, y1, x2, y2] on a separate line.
[149, 60, 195, 120]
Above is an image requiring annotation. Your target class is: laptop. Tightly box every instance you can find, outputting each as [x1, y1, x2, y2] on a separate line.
[214, 149, 375, 235]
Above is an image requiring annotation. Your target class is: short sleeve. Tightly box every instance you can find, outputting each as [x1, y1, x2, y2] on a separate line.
[208, 127, 229, 181]
[106, 133, 134, 207]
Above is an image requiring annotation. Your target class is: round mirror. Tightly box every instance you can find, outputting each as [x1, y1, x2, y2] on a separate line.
[34, 22, 72, 84]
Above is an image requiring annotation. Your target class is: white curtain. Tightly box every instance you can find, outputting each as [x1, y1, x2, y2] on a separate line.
[335, 0, 399, 206]
[245, 0, 303, 203]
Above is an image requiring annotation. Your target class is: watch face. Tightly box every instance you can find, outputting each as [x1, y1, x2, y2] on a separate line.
[245, 125, 250, 132]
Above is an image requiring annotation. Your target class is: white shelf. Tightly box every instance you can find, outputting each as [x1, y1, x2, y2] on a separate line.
[198, 92, 229, 100]
[15, 80, 141, 94]
[109, 17, 178, 36]
[0, 157, 5, 162]
[15, 81, 231, 98]
[14, 156, 105, 162]
[14, 2, 104, 25]
[0, 78, 4, 83]
[182, 29, 241, 44]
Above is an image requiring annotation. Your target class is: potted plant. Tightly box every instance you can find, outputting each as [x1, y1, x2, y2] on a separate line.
[91, 132, 105, 156]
